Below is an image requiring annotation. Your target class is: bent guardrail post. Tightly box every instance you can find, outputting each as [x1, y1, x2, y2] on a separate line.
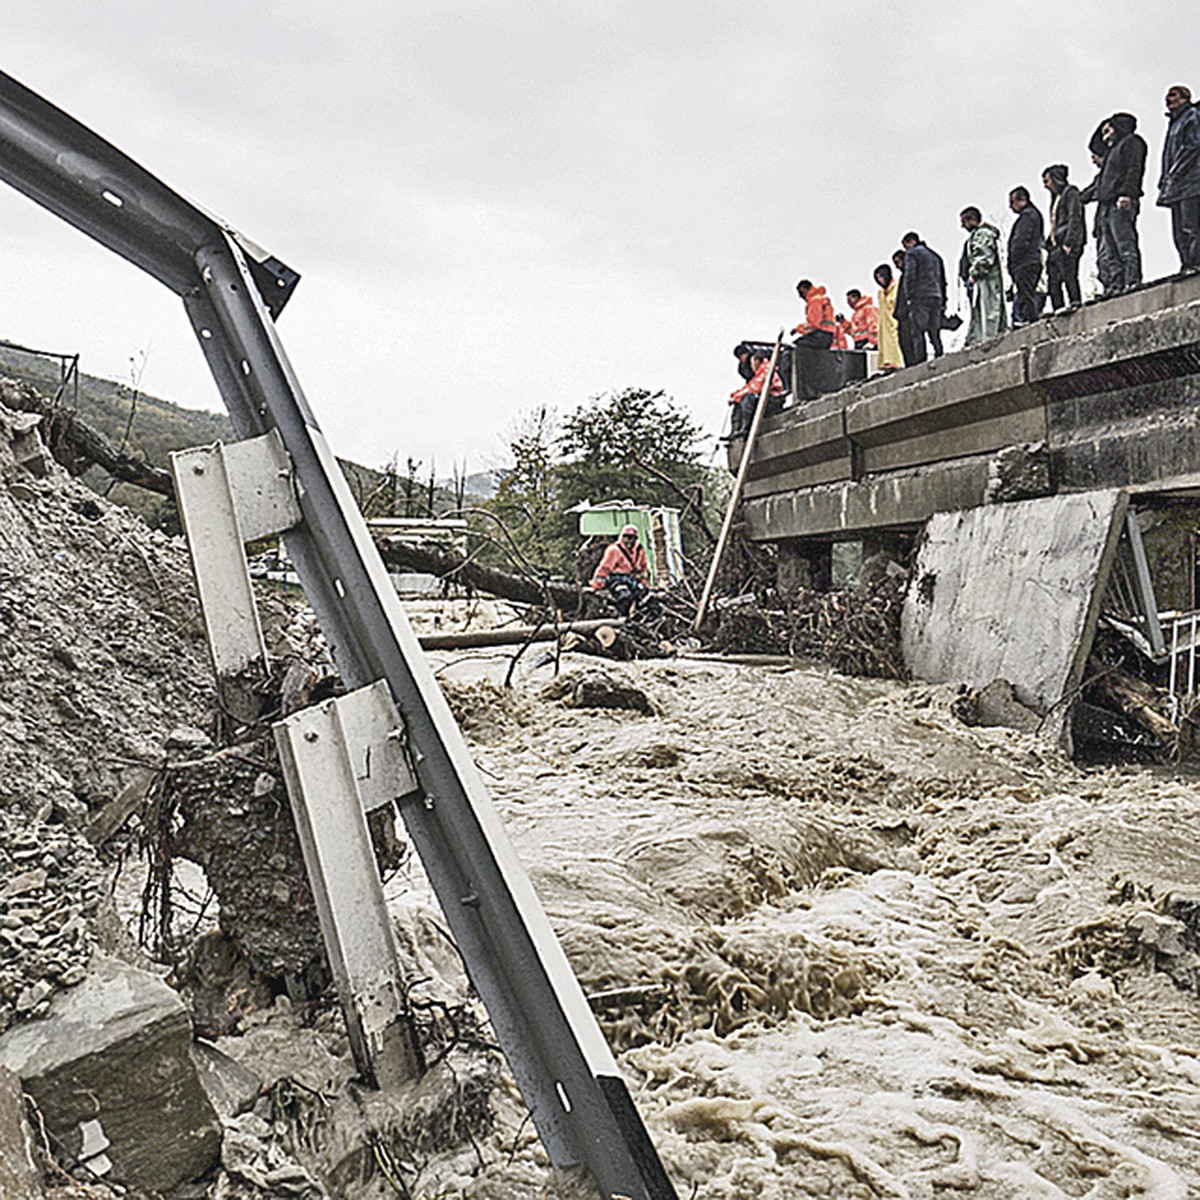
[0, 70, 677, 1200]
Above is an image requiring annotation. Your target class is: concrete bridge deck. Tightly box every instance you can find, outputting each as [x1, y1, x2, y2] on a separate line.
[734, 273, 1200, 549]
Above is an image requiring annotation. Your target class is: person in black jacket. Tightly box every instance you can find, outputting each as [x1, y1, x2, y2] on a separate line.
[1042, 165, 1086, 309]
[897, 231, 946, 362]
[1096, 112, 1148, 291]
[1080, 131, 1117, 292]
[1007, 187, 1044, 325]
[1157, 85, 1200, 271]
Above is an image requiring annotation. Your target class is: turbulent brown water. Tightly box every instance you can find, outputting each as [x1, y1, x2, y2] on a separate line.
[382, 604, 1200, 1198]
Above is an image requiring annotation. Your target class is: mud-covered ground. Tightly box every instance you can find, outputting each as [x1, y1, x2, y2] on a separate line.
[387, 636, 1200, 1198]
[3, 381, 1200, 1197]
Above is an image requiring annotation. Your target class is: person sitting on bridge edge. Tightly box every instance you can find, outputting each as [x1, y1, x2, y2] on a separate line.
[846, 289, 878, 349]
[791, 280, 835, 349]
[590, 524, 651, 617]
[728, 349, 786, 436]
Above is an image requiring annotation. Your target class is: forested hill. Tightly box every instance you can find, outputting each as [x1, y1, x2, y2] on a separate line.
[0, 341, 473, 526]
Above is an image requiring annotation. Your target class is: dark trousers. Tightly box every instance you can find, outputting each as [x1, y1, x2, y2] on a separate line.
[1011, 261, 1042, 323]
[1170, 196, 1200, 270]
[1098, 199, 1141, 290]
[794, 330, 833, 350]
[1046, 247, 1082, 308]
[730, 391, 783, 435]
[905, 298, 943, 363]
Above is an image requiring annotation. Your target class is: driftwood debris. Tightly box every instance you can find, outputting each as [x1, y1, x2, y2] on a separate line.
[419, 618, 623, 651]
[1, 379, 175, 497]
[376, 536, 585, 611]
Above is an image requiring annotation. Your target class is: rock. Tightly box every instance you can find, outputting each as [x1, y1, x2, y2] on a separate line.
[167, 725, 213, 753]
[0, 954, 220, 1192]
[952, 678, 1041, 733]
[0, 1066, 44, 1200]
[190, 1039, 263, 1119]
[1129, 911, 1190, 958]
[542, 667, 658, 715]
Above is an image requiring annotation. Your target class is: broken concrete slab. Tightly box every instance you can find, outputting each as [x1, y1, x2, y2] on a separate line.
[901, 490, 1127, 716]
[0, 1066, 45, 1200]
[0, 954, 219, 1192]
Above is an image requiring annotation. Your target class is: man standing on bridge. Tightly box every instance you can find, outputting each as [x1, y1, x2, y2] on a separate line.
[897, 232, 947, 362]
[1007, 186, 1044, 325]
[1095, 112, 1148, 292]
[959, 207, 1007, 345]
[791, 280, 836, 350]
[1158, 85, 1200, 273]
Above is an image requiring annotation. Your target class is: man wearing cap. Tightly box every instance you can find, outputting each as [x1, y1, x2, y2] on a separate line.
[590, 525, 650, 616]
[1158, 85, 1200, 272]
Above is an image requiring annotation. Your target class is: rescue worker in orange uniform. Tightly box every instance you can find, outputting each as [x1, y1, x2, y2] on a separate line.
[846, 289, 879, 349]
[590, 524, 650, 617]
[728, 350, 786, 436]
[831, 314, 852, 350]
[791, 280, 835, 349]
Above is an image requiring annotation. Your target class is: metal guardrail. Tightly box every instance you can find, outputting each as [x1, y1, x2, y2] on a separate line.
[0, 70, 676, 1199]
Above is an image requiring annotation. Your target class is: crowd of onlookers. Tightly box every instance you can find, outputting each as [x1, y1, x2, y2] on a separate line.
[727, 86, 1200, 437]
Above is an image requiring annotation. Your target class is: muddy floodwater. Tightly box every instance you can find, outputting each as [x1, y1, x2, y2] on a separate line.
[372, 601, 1200, 1199]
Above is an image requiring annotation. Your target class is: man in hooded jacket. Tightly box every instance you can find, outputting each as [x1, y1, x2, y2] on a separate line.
[960, 207, 1007, 345]
[1043, 164, 1086, 308]
[1095, 112, 1148, 292]
[1158, 85, 1200, 272]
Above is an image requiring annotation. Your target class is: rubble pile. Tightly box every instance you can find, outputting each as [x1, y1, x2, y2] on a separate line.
[0, 807, 100, 1034]
[0, 381, 210, 823]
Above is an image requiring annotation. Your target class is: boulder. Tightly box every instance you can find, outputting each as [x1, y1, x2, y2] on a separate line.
[0, 955, 219, 1192]
[0, 1066, 44, 1200]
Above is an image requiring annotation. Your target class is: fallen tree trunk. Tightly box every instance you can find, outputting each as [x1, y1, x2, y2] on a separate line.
[0, 378, 175, 497]
[418, 617, 622, 651]
[377, 537, 585, 611]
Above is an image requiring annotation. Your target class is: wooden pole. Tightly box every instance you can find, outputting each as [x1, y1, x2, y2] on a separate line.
[693, 331, 784, 632]
[418, 617, 624, 651]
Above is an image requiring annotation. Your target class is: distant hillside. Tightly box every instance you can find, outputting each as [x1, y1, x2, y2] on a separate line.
[0, 341, 478, 526]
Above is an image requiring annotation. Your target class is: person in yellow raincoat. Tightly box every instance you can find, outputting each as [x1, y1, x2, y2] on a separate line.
[873, 263, 903, 371]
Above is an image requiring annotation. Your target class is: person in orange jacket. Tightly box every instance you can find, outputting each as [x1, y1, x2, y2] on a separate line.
[831, 314, 852, 350]
[846, 289, 878, 349]
[728, 350, 786, 436]
[590, 524, 650, 616]
[791, 280, 835, 349]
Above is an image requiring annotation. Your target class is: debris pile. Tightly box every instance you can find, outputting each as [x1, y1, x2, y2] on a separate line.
[711, 560, 909, 677]
[0, 807, 100, 1034]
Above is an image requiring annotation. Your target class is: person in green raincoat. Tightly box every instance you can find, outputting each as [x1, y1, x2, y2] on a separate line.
[959, 206, 1008, 346]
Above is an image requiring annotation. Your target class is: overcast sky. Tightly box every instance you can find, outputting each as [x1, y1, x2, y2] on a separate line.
[0, 3, 1193, 479]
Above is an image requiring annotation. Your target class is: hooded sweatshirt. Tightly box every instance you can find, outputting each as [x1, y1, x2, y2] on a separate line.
[1044, 164, 1086, 252]
[1097, 112, 1147, 202]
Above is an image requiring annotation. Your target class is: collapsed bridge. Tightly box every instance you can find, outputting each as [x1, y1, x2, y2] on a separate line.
[732, 274, 1200, 745]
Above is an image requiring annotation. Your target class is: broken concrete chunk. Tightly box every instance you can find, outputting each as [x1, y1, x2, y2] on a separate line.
[190, 1039, 263, 1120]
[0, 955, 220, 1193]
[0, 1066, 45, 1200]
